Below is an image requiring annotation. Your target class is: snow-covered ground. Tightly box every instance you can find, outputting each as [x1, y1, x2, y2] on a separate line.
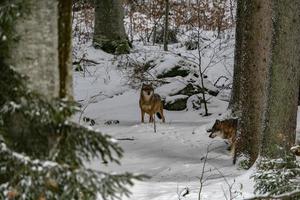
[72, 40, 261, 199]
[71, 6, 300, 199]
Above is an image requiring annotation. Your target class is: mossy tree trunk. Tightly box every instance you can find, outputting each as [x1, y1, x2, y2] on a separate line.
[260, 0, 300, 159]
[233, 0, 272, 167]
[93, 0, 130, 54]
[58, 0, 73, 99]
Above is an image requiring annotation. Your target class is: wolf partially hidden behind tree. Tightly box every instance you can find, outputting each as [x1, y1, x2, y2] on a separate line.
[139, 83, 165, 123]
[207, 118, 238, 163]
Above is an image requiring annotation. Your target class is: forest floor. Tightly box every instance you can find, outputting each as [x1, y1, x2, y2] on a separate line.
[73, 41, 300, 200]
[84, 91, 254, 200]
[70, 6, 300, 199]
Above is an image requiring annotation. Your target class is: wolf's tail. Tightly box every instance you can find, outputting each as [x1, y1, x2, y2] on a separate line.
[156, 112, 162, 119]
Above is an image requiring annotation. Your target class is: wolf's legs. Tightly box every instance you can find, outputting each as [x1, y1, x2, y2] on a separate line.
[149, 114, 153, 123]
[141, 110, 145, 123]
[227, 137, 233, 151]
[159, 112, 165, 123]
[159, 104, 166, 123]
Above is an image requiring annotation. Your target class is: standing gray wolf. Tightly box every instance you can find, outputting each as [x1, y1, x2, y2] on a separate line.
[207, 119, 238, 154]
[139, 83, 165, 123]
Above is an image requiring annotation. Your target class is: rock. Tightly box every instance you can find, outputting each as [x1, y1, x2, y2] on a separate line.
[164, 95, 189, 111]
[177, 83, 203, 96]
[104, 120, 120, 125]
[157, 66, 190, 78]
[74, 64, 83, 72]
[207, 89, 219, 96]
[83, 116, 95, 126]
[177, 83, 219, 97]
[187, 95, 202, 110]
[94, 39, 130, 54]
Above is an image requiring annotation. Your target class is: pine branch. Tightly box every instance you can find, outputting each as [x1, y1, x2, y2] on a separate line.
[245, 190, 300, 200]
[0, 142, 147, 199]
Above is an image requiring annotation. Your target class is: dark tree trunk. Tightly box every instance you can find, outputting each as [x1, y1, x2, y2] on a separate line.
[233, 0, 272, 167]
[298, 86, 300, 105]
[228, 0, 245, 114]
[58, 0, 73, 99]
[163, 0, 169, 51]
[93, 0, 130, 54]
[260, 0, 300, 158]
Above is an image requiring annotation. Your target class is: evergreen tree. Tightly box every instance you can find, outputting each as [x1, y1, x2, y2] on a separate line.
[254, 0, 300, 195]
[232, 0, 271, 167]
[0, 1, 144, 199]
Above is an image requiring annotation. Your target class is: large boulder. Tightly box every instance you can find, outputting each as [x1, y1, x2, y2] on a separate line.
[93, 39, 130, 55]
[164, 95, 189, 111]
[177, 83, 202, 96]
[175, 83, 218, 97]
[186, 94, 203, 110]
[157, 66, 190, 78]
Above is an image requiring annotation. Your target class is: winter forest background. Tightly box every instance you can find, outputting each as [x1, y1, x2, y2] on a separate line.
[0, 0, 300, 199]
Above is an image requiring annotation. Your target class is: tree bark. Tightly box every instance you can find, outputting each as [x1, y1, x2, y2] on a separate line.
[5, 0, 74, 152]
[93, 0, 130, 54]
[8, 0, 59, 98]
[260, 0, 300, 158]
[58, 0, 73, 99]
[233, 0, 272, 166]
[163, 0, 169, 51]
[228, 0, 245, 113]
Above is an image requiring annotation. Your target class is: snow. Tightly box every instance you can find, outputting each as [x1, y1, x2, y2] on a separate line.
[149, 54, 182, 76]
[72, 10, 299, 198]
[72, 39, 257, 199]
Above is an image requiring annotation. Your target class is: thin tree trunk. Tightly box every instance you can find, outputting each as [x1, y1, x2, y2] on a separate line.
[261, 0, 300, 158]
[58, 0, 73, 99]
[234, 0, 272, 166]
[196, 0, 208, 116]
[298, 86, 300, 105]
[163, 0, 169, 51]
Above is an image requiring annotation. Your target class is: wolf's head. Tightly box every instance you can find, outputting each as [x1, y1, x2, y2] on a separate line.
[208, 119, 222, 138]
[141, 83, 154, 97]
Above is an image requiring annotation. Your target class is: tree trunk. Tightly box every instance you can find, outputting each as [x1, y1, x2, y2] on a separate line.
[228, 0, 245, 114]
[8, 0, 59, 98]
[93, 0, 130, 54]
[58, 0, 73, 99]
[233, 0, 272, 166]
[298, 86, 300, 105]
[163, 0, 169, 51]
[6, 0, 74, 150]
[260, 0, 300, 158]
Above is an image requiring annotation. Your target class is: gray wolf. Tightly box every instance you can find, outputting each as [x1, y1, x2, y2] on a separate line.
[207, 119, 238, 154]
[139, 83, 165, 123]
